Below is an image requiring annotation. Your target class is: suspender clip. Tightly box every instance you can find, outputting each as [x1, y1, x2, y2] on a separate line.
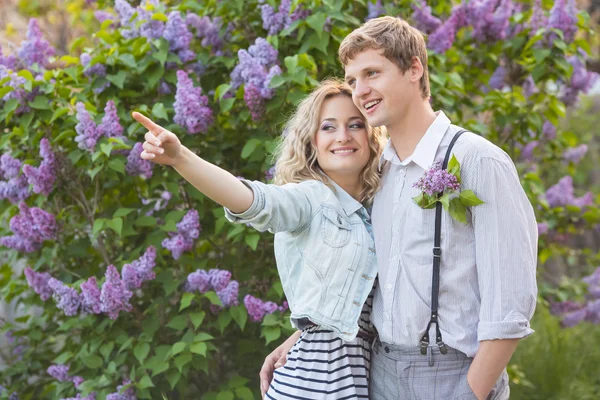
[433, 247, 441, 258]
[437, 341, 448, 354]
[420, 339, 428, 355]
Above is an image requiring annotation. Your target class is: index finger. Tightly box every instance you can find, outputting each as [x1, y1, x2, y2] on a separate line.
[132, 111, 163, 135]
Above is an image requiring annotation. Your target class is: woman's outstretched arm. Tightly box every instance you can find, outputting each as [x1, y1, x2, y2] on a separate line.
[133, 112, 253, 213]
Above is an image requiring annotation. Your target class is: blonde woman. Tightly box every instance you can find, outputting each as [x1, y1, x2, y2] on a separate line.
[134, 79, 386, 399]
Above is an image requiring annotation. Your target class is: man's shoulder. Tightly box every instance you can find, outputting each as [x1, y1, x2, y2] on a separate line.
[450, 125, 512, 164]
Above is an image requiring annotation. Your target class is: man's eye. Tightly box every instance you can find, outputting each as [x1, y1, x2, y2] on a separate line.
[367, 71, 377, 77]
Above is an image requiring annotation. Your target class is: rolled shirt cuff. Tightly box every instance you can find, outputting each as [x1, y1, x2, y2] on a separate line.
[477, 310, 534, 341]
[224, 180, 264, 222]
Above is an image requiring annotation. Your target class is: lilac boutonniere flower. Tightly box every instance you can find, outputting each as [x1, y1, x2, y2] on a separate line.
[412, 155, 484, 223]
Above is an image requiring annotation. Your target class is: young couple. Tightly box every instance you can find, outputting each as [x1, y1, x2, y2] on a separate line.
[135, 16, 538, 400]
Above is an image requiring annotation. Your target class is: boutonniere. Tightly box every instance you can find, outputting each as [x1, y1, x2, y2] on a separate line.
[412, 155, 484, 223]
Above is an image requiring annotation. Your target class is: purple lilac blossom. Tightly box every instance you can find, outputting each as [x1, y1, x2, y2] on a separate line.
[366, 0, 386, 21]
[18, 19, 55, 67]
[24, 267, 53, 300]
[75, 102, 101, 152]
[187, 269, 211, 293]
[542, 121, 557, 139]
[488, 65, 507, 90]
[248, 38, 278, 66]
[486, 0, 514, 41]
[208, 269, 231, 292]
[522, 75, 538, 97]
[412, 0, 442, 34]
[0, 203, 57, 253]
[139, 1, 165, 40]
[62, 393, 96, 400]
[0, 65, 35, 114]
[186, 14, 223, 50]
[80, 53, 106, 78]
[48, 278, 81, 316]
[0, 44, 18, 69]
[115, 0, 139, 39]
[545, 176, 593, 208]
[216, 280, 239, 307]
[98, 100, 124, 138]
[162, 209, 200, 259]
[244, 84, 266, 122]
[47, 364, 70, 382]
[413, 162, 461, 196]
[548, 0, 578, 44]
[163, 11, 195, 62]
[428, 6, 464, 53]
[106, 380, 136, 400]
[126, 143, 154, 178]
[94, 10, 114, 24]
[244, 294, 285, 322]
[520, 140, 538, 162]
[173, 70, 213, 134]
[80, 276, 102, 314]
[562, 55, 599, 106]
[537, 222, 548, 235]
[529, 0, 547, 35]
[22, 138, 56, 196]
[100, 265, 133, 320]
[265, 166, 276, 181]
[261, 0, 291, 35]
[0, 154, 30, 204]
[563, 144, 588, 164]
[121, 246, 157, 290]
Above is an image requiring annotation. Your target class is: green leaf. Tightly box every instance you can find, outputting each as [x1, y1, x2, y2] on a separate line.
[152, 102, 168, 121]
[193, 332, 214, 342]
[53, 351, 74, 364]
[235, 387, 254, 400]
[108, 158, 125, 174]
[215, 83, 232, 100]
[167, 315, 188, 331]
[138, 375, 154, 389]
[100, 143, 112, 157]
[190, 312, 206, 330]
[284, 55, 299, 72]
[50, 106, 69, 123]
[174, 353, 192, 372]
[82, 354, 103, 369]
[447, 154, 460, 175]
[171, 342, 187, 356]
[0, 86, 14, 98]
[4, 98, 19, 116]
[151, 359, 170, 376]
[119, 54, 137, 68]
[439, 193, 451, 211]
[114, 208, 136, 218]
[118, 337, 134, 354]
[92, 218, 106, 236]
[153, 38, 170, 65]
[135, 215, 157, 227]
[218, 311, 232, 333]
[216, 392, 234, 400]
[189, 342, 207, 356]
[179, 292, 195, 312]
[262, 326, 281, 345]
[220, 97, 235, 113]
[458, 190, 485, 207]
[244, 233, 260, 250]
[166, 368, 181, 389]
[152, 12, 169, 22]
[306, 13, 327, 34]
[241, 138, 261, 159]
[107, 71, 127, 89]
[230, 305, 247, 331]
[29, 96, 51, 110]
[134, 342, 150, 364]
[448, 197, 467, 224]
[106, 217, 123, 237]
[18, 70, 34, 81]
[204, 291, 223, 307]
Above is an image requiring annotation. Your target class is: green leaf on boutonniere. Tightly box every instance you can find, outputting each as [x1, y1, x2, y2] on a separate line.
[449, 197, 467, 224]
[447, 154, 461, 181]
[413, 192, 426, 208]
[439, 193, 451, 211]
[459, 190, 485, 207]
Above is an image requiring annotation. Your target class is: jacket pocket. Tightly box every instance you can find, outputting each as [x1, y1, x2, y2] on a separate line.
[321, 206, 351, 247]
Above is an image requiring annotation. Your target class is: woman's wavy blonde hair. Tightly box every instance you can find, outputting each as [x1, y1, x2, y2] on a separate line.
[273, 78, 387, 204]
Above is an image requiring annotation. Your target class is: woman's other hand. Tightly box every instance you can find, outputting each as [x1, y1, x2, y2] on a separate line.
[133, 111, 183, 166]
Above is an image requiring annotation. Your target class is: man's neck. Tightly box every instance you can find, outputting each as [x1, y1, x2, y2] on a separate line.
[387, 101, 437, 162]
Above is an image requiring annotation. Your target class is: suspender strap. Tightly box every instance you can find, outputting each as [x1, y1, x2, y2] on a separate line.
[419, 129, 468, 356]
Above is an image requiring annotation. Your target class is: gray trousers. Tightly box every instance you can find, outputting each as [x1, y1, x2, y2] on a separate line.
[370, 340, 510, 400]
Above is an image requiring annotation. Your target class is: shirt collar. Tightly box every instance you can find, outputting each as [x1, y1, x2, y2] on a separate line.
[378, 111, 451, 171]
[328, 178, 364, 217]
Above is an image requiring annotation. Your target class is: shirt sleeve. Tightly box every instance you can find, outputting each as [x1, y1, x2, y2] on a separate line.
[465, 153, 538, 341]
[224, 180, 319, 233]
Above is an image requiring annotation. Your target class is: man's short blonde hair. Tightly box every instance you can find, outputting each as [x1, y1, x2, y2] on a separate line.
[339, 16, 430, 99]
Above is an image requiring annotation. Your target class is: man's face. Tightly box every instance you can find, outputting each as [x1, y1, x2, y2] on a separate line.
[344, 48, 416, 131]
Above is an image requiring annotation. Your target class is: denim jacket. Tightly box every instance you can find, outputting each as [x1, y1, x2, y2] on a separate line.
[225, 179, 377, 341]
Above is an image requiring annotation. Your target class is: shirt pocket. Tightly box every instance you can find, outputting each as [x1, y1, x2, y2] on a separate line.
[321, 206, 352, 248]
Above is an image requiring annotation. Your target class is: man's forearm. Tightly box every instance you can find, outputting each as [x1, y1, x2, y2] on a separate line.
[467, 339, 519, 400]
[173, 146, 254, 213]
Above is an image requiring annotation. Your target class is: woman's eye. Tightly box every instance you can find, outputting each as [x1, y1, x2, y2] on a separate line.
[322, 125, 334, 131]
[350, 123, 365, 129]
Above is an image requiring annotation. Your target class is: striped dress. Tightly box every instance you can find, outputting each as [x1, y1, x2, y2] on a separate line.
[265, 291, 374, 399]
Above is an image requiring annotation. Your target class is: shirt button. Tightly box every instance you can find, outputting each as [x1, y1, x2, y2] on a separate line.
[386, 284, 392, 290]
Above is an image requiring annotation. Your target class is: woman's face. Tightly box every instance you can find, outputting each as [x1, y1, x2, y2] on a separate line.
[314, 95, 371, 181]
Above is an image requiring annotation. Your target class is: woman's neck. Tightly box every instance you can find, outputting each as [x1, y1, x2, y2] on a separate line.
[328, 173, 363, 201]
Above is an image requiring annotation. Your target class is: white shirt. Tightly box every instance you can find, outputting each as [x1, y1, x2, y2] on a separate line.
[371, 111, 538, 357]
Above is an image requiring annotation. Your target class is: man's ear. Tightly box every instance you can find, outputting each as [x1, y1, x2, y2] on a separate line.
[410, 56, 424, 83]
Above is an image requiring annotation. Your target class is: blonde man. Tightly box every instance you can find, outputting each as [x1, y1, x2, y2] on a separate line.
[261, 16, 537, 400]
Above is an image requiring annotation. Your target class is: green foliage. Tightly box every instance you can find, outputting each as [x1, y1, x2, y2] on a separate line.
[0, 0, 598, 399]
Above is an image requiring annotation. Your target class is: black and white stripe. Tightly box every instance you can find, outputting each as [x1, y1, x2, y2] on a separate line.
[265, 292, 374, 399]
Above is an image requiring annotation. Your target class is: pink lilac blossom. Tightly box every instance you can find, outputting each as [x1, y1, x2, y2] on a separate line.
[106, 379, 136, 400]
[545, 176, 593, 208]
[22, 138, 56, 196]
[126, 143, 154, 178]
[47, 364, 70, 381]
[0, 203, 57, 253]
[413, 162, 461, 196]
[121, 246, 157, 290]
[75, 103, 101, 152]
[18, 19, 55, 67]
[244, 294, 286, 322]
[98, 100, 124, 138]
[563, 144, 588, 164]
[80, 276, 102, 314]
[163, 11, 195, 62]
[48, 278, 81, 316]
[24, 267, 53, 300]
[100, 265, 133, 320]
[548, 0, 578, 44]
[412, 0, 442, 34]
[162, 209, 200, 259]
[174, 70, 213, 134]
